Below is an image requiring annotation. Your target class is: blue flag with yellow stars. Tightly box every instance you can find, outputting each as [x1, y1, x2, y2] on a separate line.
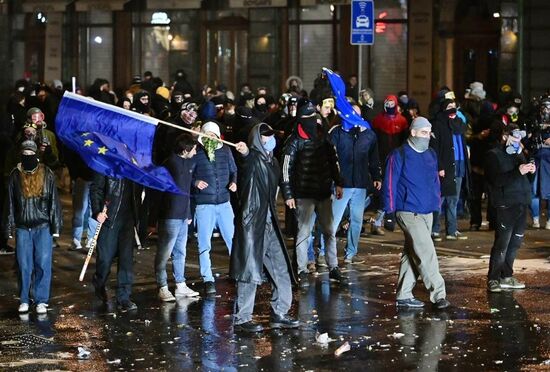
[322, 67, 371, 131]
[55, 92, 181, 194]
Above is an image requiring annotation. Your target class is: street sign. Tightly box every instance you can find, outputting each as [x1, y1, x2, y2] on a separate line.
[350, 0, 374, 45]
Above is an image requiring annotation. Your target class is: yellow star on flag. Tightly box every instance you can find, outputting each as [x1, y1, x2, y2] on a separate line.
[98, 146, 108, 155]
[81, 132, 90, 137]
[131, 157, 138, 165]
[83, 139, 94, 147]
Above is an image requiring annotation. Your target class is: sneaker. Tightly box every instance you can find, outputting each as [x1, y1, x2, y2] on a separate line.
[0, 246, 15, 255]
[18, 303, 29, 313]
[371, 225, 385, 236]
[431, 232, 442, 242]
[532, 217, 540, 229]
[546, 221, 550, 230]
[204, 281, 216, 295]
[270, 313, 300, 329]
[117, 299, 138, 312]
[469, 224, 480, 231]
[396, 298, 425, 308]
[487, 280, 502, 293]
[35, 303, 48, 314]
[298, 271, 309, 287]
[307, 262, 317, 273]
[433, 298, 450, 309]
[446, 231, 468, 240]
[71, 238, 82, 250]
[344, 256, 365, 264]
[329, 267, 344, 282]
[158, 286, 176, 302]
[212, 232, 220, 238]
[500, 277, 526, 289]
[316, 255, 327, 268]
[175, 282, 199, 297]
[234, 321, 264, 333]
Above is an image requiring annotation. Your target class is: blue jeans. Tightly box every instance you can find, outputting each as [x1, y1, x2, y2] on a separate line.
[195, 202, 234, 282]
[530, 170, 549, 218]
[307, 213, 325, 260]
[433, 177, 462, 235]
[71, 178, 97, 243]
[155, 219, 189, 287]
[16, 226, 53, 304]
[332, 188, 369, 259]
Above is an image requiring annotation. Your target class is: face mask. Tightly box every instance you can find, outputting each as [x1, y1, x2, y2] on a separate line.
[508, 112, 518, 122]
[409, 136, 430, 152]
[445, 107, 457, 119]
[385, 106, 396, 115]
[21, 154, 38, 171]
[262, 136, 276, 152]
[506, 140, 521, 155]
[255, 103, 267, 113]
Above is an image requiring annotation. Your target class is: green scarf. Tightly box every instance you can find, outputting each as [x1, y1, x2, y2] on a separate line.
[203, 137, 219, 162]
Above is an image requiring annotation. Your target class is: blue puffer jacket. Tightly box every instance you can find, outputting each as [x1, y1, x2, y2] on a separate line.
[329, 125, 381, 190]
[383, 142, 441, 214]
[192, 145, 237, 205]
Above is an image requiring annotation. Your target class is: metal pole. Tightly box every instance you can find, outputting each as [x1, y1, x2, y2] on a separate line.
[517, 0, 524, 95]
[358, 45, 363, 97]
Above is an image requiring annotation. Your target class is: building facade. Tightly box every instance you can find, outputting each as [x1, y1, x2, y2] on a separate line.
[0, 0, 548, 111]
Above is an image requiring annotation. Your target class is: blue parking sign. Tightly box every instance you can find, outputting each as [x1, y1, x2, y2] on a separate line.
[351, 0, 374, 45]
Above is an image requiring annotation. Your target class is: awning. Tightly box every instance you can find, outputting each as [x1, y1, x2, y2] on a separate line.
[22, 0, 71, 13]
[146, 0, 201, 9]
[229, 0, 287, 8]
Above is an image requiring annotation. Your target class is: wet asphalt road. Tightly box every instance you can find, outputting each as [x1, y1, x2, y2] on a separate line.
[0, 193, 550, 371]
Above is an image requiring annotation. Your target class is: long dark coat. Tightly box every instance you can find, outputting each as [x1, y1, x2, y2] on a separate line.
[229, 126, 296, 284]
[430, 112, 471, 197]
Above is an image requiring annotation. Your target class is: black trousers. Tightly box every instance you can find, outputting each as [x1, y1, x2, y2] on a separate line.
[93, 215, 134, 302]
[487, 205, 526, 281]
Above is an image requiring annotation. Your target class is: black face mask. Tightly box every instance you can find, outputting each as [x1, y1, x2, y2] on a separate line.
[21, 154, 38, 171]
[300, 116, 318, 141]
[255, 103, 267, 113]
[445, 107, 457, 117]
[385, 106, 396, 115]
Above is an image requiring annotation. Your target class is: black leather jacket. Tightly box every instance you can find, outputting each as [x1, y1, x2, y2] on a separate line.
[4, 164, 62, 236]
[90, 172, 140, 228]
[281, 131, 342, 201]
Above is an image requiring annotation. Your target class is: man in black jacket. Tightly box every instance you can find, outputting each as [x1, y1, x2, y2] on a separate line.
[90, 173, 140, 311]
[485, 124, 535, 293]
[230, 123, 299, 333]
[281, 100, 344, 284]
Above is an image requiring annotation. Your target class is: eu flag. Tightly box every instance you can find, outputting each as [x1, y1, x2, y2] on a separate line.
[55, 92, 181, 194]
[323, 67, 371, 131]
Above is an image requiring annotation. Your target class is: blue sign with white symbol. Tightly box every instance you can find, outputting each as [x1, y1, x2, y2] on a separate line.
[351, 0, 374, 45]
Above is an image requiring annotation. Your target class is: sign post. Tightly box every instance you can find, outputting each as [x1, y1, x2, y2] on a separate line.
[350, 0, 374, 95]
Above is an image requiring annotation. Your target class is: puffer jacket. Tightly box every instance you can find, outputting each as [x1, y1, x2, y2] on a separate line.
[90, 172, 140, 228]
[4, 164, 62, 236]
[281, 127, 342, 200]
[192, 145, 237, 205]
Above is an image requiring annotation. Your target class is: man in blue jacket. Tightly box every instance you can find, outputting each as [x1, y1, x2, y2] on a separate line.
[330, 104, 381, 264]
[383, 117, 450, 310]
[193, 121, 238, 295]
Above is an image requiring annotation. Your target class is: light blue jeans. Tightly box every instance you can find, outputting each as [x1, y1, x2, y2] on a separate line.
[16, 226, 53, 304]
[195, 202, 234, 282]
[433, 177, 462, 235]
[155, 219, 189, 287]
[71, 178, 97, 243]
[332, 188, 369, 259]
[530, 170, 549, 218]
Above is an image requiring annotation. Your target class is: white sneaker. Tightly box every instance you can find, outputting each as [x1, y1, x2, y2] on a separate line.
[175, 282, 200, 297]
[71, 238, 82, 250]
[18, 303, 29, 313]
[533, 217, 540, 228]
[36, 303, 48, 314]
[158, 286, 176, 302]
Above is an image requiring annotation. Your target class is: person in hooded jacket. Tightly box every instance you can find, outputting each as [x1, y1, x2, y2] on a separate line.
[281, 100, 344, 285]
[132, 90, 154, 117]
[230, 123, 299, 333]
[430, 98, 471, 241]
[252, 95, 269, 121]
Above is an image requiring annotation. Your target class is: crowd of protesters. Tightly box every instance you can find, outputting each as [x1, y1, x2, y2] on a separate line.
[1, 69, 548, 332]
